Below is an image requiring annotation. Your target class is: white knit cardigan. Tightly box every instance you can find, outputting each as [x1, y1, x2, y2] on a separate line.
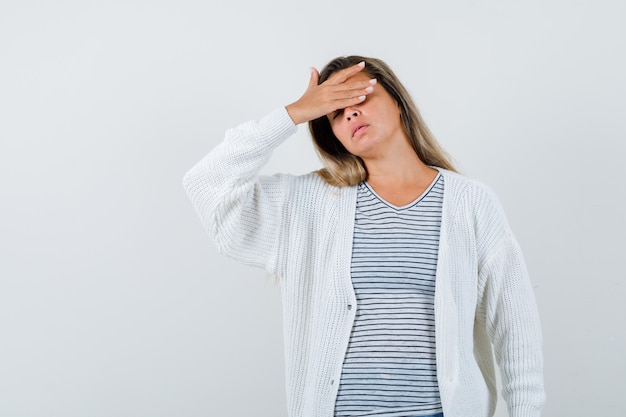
[183, 107, 545, 417]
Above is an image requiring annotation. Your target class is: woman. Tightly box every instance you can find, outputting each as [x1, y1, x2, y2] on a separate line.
[183, 56, 544, 417]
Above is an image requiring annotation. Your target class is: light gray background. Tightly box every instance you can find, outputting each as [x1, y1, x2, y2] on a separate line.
[1, 1, 624, 416]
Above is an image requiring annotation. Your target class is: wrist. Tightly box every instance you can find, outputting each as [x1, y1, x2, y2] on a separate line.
[286, 103, 306, 125]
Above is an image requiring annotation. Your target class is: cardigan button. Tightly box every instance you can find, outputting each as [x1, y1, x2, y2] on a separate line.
[347, 304, 352, 310]
[330, 379, 335, 385]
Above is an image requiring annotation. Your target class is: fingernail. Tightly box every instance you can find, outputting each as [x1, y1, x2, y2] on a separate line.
[365, 86, 373, 93]
[369, 78, 377, 85]
[358, 95, 366, 100]
[357, 61, 365, 67]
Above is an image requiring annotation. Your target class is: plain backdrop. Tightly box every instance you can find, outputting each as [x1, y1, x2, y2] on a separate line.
[1, 1, 625, 416]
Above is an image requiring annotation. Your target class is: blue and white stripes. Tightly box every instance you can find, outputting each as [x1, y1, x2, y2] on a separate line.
[334, 174, 445, 417]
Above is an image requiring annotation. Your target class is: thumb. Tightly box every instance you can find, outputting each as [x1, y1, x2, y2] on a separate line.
[308, 67, 319, 88]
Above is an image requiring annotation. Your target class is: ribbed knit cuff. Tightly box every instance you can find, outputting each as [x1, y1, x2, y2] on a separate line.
[509, 404, 542, 417]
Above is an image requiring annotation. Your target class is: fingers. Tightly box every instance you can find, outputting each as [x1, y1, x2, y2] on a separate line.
[332, 94, 368, 113]
[325, 61, 366, 85]
[308, 67, 319, 89]
[287, 63, 374, 125]
[338, 81, 376, 103]
[329, 78, 377, 101]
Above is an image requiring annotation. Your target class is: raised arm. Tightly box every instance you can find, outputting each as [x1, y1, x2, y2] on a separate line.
[183, 62, 375, 271]
[183, 108, 296, 271]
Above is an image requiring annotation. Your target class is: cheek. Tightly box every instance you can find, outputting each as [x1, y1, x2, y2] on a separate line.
[330, 122, 348, 142]
[330, 127, 352, 151]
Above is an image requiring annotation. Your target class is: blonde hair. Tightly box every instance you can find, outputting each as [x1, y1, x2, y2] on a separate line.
[309, 56, 457, 187]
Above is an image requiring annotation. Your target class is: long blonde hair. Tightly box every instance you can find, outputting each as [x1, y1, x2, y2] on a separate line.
[309, 56, 457, 187]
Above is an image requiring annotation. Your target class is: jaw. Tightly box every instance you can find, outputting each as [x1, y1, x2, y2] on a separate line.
[356, 128, 413, 163]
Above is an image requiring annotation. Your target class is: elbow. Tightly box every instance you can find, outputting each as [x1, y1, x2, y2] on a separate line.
[182, 165, 199, 196]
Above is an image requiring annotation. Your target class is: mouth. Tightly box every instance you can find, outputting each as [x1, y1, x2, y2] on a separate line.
[352, 124, 369, 137]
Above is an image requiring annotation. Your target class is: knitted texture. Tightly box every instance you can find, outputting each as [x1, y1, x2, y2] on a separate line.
[183, 107, 545, 417]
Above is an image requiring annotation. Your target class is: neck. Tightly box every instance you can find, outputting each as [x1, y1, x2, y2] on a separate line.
[362, 137, 436, 187]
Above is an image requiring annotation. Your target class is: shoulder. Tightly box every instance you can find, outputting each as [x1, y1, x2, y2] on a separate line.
[436, 168, 514, 241]
[436, 168, 502, 211]
[437, 169, 519, 262]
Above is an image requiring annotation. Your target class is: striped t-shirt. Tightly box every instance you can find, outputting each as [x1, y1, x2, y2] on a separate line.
[334, 173, 444, 417]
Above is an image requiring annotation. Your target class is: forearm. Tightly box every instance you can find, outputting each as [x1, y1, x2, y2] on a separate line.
[183, 107, 296, 206]
[481, 239, 545, 417]
[182, 107, 297, 268]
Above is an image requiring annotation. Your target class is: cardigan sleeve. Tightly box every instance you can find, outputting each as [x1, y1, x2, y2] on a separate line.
[182, 107, 298, 273]
[474, 185, 545, 417]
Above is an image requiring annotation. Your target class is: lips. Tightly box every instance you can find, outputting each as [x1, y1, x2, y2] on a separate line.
[352, 124, 368, 137]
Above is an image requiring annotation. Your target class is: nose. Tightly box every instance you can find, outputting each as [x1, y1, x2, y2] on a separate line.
[345, 108, 360, 121]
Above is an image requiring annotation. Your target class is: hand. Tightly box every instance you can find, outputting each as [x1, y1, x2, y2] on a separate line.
[286, 61, 376, 125]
